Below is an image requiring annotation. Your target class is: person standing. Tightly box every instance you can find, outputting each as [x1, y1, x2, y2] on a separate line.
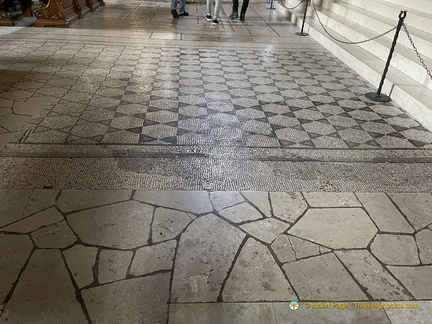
[229, 0, 249, 21]
[206, 0, 221, 25]
[171, 0, 189, 18]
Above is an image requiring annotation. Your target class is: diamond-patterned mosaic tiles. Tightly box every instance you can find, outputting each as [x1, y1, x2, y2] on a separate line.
[3, 46, 431, 148]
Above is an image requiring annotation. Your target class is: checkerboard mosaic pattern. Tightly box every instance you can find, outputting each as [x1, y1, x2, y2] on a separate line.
[3, 45, 432, 149]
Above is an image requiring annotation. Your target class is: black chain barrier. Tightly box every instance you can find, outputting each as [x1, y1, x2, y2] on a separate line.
[278, 0, 304, 11]
[403, 23, 432, 81]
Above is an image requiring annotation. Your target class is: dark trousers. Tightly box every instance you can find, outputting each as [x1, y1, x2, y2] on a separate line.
[1, 0, 15, 10]
[232, 0, 249, 14]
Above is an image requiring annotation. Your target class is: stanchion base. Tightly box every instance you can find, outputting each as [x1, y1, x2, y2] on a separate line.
[295, 32, 309, 36]
[267, 7, 276, 9]
[365, 92, 391, 102]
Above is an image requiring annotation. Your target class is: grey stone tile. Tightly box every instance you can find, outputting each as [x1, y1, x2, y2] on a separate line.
[387, 266, 432, 299]
[388, 193, 432, 230]
[384, 301, 432, 324]
[130, 240, 176, 276]
[303, 192, 361, 207]
[2, 207, 63, 233]
[219, 202, 264, 223]
[23, 189, 59, 217]
[289, 208, 377, 249]
[63, 245, 97, 289]
[67, 201, 153, 249]
[82, 274, 170, 324]
[241, 218, 290, 244]
[283, 253, 368, 300]
[270, 192, 307, 223]
[152, 207, 194, 243]
[242, 191, 272, 217]
[223, 238, 296, 302]
[0, 133, 16, 151]
[0, 189, 32, 228]
[102, 131, 139, 144]
[289, 236, 320, 259]
[98, 249, 133, 284]
[172, 214, 245, 302]
[271, 234, 296, 263]
[416, 229, 432, 264]
[31, 220, 76, 249]
[1, 250, 87, 323]
[209, 191, 244, 211]
[371, 234, 420, 265]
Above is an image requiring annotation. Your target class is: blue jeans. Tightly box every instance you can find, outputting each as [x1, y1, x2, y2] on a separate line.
[171, 0, 186, 13]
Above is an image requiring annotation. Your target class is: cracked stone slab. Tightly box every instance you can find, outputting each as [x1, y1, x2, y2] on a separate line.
[389, 193, 432, 230]
[0, 250, 87, 323]
[31, 220, 76, 249]
[219, 202, 263, 223]
[240, 218, 290, 244]
[130, 240, 176, 276]
[336, 250, 413, 300]
[152, 207, 193, 243]
[283, 253, 368, 300]
[242, 191, 272, 217]
[303, 192, 361, 207]
[270, 192, 307, 223]
[98, 249, 133, 284]
[289, 208, 377, 249]
[2, 207, 63, 233]
[171, 214, 245, 302]
[0, 234, 33, 303]
[289, 236, 320, 259]
[416, 229, 432, 264]
[387, 266, 432, 299]
[134, 190, 213, 214]
[23, 189, 59, 217]
[57, 189, 132, 213]
[357, 193, 414, 233]
[371, 234, 420, 265]
[271, 234, 296, 263]
[210, 191, 244, 211]
[0, 189, 32, 228]
[385, 301, 432, 324]
[223, 238, 296, 302]
[63, 245, 97, 289]
[67, 201, 153, 249]
[82, 273, 170, 324]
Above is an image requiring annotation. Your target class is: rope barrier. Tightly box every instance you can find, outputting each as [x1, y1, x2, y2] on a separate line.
[278, 0, 304, 11]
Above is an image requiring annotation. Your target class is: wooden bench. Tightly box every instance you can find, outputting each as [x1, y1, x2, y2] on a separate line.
[0, 0, 33, 26]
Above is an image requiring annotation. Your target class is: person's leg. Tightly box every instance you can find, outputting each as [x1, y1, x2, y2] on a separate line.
[206, 0, 212, 19]
[240, 0, 249, 21]
[213, 0, 221, 22]
[229, 0, 239, 19]
[1, 0, 16, 11]
[178, 0, 188, 15]
[171, 0, 179, 18]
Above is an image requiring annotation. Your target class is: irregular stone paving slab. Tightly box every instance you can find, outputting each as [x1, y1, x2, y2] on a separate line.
[13, 102, 45, 116]
[289, 208, 377, 249]
[98, 249, 133, 284]
[0, 234, 33, 303]
[223, 238, 296, 302]
[31, 220, 76, 249]
[0, 250, 87, 323]
[57, 189, 132, 213]
[171, 214, 245, 302]
[303, 192, 362, 207]
[64, 245, 97, 288]
[219, 202, 263, 223]
[240, 218, 290, 244]
[152, 207, 194, 243]
[335, 250, 413, 300]
[242, 191, 272, 217]
[389, 193, 432, 230]
[0, 189, 32, 228]
[169, 303, 276, 324]
[209, 191, 244, 211]
[23, 189, 59, 217]
[134, 190, 213, 214]
[416, 229, 432, 264]
[357, 193, 414, 233]
[68, 201, 153, 249]
[385, 301, 432, 324]
[82, 273, 170, 324]
[283, 253, 368, 300]
[273, 302, 391, 324]
[270, 192, 307, 223]
[387, 266, 432, 299]
[2, 207, 63, 233]
[130, 240, 176, 276]
[271, 234, 296, 263]
[371, 234, 420, 265]
[289, 236, 320, 259]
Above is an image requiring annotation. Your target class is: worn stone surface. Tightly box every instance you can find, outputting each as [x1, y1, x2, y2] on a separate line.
[283, 253, 368, 300]
[416, 229, 432, 264]
[269, 192, 307, 223]
[63, 245, 98, 288]
[242, 191, 272, 217]
[57, 189, 132, 213]
[336, 250, 413, 300]
[0, 250, 87, 323]
[171, 214, 245, 302]
[0, 189, 32, 228]
[223, 238, 296, 301]
[357, 193, 414, 233]
[289, 208, 377, 249]
[240, 218, 290, 244]
[82, 273, 170, 324]
[2, 207, 63, 233]
[152, 207, 193, 243]
[98, 249, 133, 284]
[130, 240, 176, 276]
[371, 234, 420, 265]
[67, 201, 153, 249]
[31, 220, 76, 249]
[389, 193, 432, 230]
[169, 303, 277, 324]
[134, 190, 213, 214]
[271, 234, 296, 263]
[289, 236, 320, 259]
[304, 192, 362, 207]
[23, 189, 59, 217]
[219, 202, 263, 223]
[210, 191, 244, 211]
[387, 266, 432, 299]
[0, 234, 33, 303]
[385, 301, 432, 324]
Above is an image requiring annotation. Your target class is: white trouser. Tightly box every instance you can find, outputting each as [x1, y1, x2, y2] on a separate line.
[206, 0, 221, 20]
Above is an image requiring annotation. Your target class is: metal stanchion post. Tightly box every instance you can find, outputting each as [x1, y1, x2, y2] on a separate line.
[295, 0, 309, 36]
[366, 11, 407, 102]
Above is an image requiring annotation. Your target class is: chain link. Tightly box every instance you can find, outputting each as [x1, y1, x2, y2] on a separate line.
[278, 0, 305, 11]
[311, 0, 397, 45]
[403, 23, 432, 81]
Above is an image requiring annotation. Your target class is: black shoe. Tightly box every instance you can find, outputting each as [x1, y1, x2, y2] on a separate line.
[229, 12, 238, 19]
[179, 11, 189, 16]
[171, 9, 179, 18]
[212, 19, 219, 25]
[240, 12, 245, 21]
[206, 15, 212, 21]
